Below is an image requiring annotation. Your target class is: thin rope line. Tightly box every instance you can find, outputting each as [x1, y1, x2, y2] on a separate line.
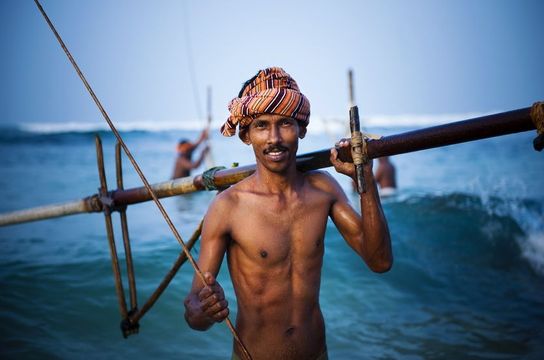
[181, 2, 203, 121]
[33, 2, 251, 358]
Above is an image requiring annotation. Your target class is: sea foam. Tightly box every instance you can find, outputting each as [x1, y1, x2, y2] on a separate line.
[16, 111, 494, 135]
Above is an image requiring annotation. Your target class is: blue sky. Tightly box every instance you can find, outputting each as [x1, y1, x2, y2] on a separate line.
[1, 0, 543, 128]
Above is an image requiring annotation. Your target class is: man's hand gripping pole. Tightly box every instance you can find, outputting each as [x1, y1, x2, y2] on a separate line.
[349, 106, 368, 194]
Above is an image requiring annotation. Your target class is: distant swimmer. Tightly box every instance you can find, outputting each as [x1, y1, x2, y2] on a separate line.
[375, 156, 397, 196]
[183, 67, 392, 360]
[172, 128, 210, 179]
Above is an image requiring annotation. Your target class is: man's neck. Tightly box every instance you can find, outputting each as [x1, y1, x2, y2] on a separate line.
[253, 163, 302, 194]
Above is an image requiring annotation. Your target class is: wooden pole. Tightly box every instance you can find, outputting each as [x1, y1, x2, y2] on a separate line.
[204, 85, 216, 168]
[0, 197, 99, 226]
[348, 68, 355, 107]
[116, 141, 138, 314]
[96, 136, 129, 321]
[0, 106, 537, 227]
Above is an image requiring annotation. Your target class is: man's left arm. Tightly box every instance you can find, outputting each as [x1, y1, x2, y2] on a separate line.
[328, 141, 392, 273]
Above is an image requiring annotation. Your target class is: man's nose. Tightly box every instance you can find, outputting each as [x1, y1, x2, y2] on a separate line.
[267, 125, 282, 144]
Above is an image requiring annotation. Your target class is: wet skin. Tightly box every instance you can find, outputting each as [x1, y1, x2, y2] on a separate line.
[184, 115, 392, 359]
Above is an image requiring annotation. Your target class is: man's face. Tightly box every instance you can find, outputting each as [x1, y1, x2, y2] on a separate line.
[244, 114, 305, 174]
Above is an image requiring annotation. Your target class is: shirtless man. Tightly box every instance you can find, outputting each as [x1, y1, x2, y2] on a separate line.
[172, 128, 209, 179]
[184, 67, 392, 360]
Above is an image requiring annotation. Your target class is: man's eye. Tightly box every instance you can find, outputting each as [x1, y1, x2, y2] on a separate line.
[254, 121, 266, 128]
[281, 119, 293, 126]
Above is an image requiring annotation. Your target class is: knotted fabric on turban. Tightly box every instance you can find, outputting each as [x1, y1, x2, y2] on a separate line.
[221, 67, 310, 139]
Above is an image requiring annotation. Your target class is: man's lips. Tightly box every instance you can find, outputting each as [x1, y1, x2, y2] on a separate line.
[264, 146, 288, 155]
[264, 146, 288, 161]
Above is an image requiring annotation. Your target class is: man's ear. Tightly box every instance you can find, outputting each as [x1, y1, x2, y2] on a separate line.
[239, 127, 251, 145]
[298, 126, 307, 139]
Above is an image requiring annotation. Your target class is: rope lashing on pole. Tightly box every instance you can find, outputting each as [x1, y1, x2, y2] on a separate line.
[33, 1, 252, 358]
[530, 101, 544, 151]
[202, 166, 227, 191]
[349, 105, 367, 193]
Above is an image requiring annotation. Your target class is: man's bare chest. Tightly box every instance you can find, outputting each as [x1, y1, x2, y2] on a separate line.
[229, 195, 330, 264]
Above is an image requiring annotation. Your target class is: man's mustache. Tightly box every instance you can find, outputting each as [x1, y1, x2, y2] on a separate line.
[264, 145, 288, 154]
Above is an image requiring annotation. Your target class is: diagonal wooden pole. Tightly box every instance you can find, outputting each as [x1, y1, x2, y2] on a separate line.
[33, 1, 252, 358]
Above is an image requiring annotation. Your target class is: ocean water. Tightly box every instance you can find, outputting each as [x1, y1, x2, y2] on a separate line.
[0, 122, 543, 359]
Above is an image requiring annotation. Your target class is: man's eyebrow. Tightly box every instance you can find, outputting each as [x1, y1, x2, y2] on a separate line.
[252, 119, 268, 126]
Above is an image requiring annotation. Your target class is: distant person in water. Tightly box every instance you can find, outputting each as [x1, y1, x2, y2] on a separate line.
[172, 128, 209, 179]
[374, 156, 397, 196]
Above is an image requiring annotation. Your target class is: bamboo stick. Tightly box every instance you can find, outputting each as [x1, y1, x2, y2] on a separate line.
[0, 197, 99, 226]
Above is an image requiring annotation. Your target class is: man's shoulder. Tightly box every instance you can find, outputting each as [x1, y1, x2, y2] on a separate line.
[300, 170, 346, 202]
[304, 170, 340, 190]
[209, 176, 253, 208]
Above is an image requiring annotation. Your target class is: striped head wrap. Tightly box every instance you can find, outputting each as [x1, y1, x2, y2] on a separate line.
[221, 67, 310, 142]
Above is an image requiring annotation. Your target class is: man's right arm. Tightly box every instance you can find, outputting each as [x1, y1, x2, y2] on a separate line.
[184, 193, 231, 330]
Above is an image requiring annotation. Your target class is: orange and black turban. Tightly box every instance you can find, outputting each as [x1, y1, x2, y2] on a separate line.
[221, 67, 310, 140]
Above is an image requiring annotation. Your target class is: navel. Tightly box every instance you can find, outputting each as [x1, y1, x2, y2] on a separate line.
[260, 250, 268, 258]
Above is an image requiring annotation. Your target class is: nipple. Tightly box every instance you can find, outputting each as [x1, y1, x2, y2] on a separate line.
[260, 250, 268, 258]
[285, 326, 295, 336]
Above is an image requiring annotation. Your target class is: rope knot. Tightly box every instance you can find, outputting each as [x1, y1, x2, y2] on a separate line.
[202, 166, 227, 191]
[531, 101, 544, 151]
[350, 130, 367, 165]
[531, 101, 544, 135]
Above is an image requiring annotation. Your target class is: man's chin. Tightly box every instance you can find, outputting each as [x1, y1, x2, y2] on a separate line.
[262, 161, 291, 174]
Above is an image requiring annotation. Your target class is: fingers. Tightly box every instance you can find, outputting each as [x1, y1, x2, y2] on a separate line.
[200, 293, 229, 322]
[197, 272, 229, 322]
[213, 307, 229, 322]
[335, 138, 350, 148]
[198, 272, 219, 301]
[330, 143, 355, 178]
[202, 297, 229, 321]
[200, 290, 227, 311]
[329, 148, 341, 167]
